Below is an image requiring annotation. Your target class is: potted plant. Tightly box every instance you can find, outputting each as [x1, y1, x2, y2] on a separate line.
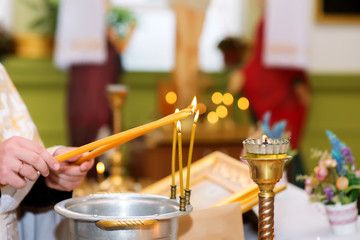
[298, 130, 360, 236]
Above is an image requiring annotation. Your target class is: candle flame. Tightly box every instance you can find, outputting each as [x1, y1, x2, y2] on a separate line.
[194, 110, 199, 123]
[177, 120, 181, 132]
[175, 108, 179, 113]
[189, 97, 197, 114]
[262, 135, 268, 144]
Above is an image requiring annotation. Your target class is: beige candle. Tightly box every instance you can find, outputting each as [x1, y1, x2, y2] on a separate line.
[177, 121, 184, 198]
[185, 109, 199, 190]
[171, 109, 179, 186]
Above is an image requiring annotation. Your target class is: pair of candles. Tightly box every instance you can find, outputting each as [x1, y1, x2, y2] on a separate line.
[171, 100, 199, 198]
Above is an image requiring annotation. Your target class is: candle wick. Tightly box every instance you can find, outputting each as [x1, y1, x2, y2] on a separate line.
[263, 139, 268, 145]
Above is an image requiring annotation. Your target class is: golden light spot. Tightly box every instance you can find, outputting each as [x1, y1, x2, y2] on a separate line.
[223, 93, 234, 106]
[165, 91, 177, 104]
[211, 92, 223, 105]
[216, 105, 228, 118]
[197, 103, 207, 115]
[237, 97, 249, 110]
[96, 162, 105, 174]
[207, 111, 219, 124]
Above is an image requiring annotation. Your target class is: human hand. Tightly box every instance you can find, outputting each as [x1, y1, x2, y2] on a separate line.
[0, 136, 60, 189]
[45, 147, 95, 191]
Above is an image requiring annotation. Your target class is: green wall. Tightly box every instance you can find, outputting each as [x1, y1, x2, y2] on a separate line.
[302, 74, 360, 173]
[2, 57, 360, 177]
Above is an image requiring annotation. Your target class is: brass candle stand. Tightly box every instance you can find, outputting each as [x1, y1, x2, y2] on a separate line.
[98, 84, 129, 192]
[241, 137, 291, 240]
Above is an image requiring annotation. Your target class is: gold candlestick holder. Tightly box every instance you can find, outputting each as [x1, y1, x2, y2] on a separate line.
[241, 137, 291, 240]
[98, 84, 129, 192]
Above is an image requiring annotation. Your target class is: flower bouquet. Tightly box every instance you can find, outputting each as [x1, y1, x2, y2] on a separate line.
[298, 130, 360, 235]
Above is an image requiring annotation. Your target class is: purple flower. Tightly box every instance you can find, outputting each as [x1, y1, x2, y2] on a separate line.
[340, 147, 354, 166]
[323, 187, 334, 204]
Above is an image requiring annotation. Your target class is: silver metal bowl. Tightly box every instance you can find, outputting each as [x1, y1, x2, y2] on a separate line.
[54, 193, 192, 240]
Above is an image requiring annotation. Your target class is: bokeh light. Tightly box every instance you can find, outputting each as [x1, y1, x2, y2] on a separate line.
[207, 111, 219, 124]
[96, 162, 105, 174]
[211, 92, 223, 105]
[165, 91, 177, 104]
[197, 103, 207, 115]
[223, 93, 234, 106]
[216, 105, 228, 118]
[237, 97, 249, 110]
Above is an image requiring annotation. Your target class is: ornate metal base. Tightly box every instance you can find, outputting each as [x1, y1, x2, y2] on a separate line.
[185, 189, 191, 205]
[170, 185, 177, 199]
[179, 196, 186, 211]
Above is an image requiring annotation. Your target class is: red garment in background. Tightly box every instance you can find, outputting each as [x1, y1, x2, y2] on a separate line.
[68, 40, 122, 176]
[242, 19, 309, 150]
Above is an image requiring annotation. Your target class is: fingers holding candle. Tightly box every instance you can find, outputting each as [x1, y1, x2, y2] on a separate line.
[45, 147, 95, 192]
[0, 98, 198, 190]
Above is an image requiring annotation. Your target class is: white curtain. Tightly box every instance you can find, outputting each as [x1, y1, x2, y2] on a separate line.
[54, 0, 107, 69]
[264, 0, 311, 69]
[0, 0, 13, 31]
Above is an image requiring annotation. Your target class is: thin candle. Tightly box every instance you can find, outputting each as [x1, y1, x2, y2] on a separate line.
[185, 109, 199, 190]
[56, 104, 196, 164]
[177, 121, 184, 197]
[171, 109, 179, 186]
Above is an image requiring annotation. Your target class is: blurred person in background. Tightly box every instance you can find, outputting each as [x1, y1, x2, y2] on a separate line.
[54, 0, 124, 178]
[228, 0, 311, 185]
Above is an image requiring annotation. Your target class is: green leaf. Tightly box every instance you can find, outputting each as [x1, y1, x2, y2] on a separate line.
[344, 185, 360, 194]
